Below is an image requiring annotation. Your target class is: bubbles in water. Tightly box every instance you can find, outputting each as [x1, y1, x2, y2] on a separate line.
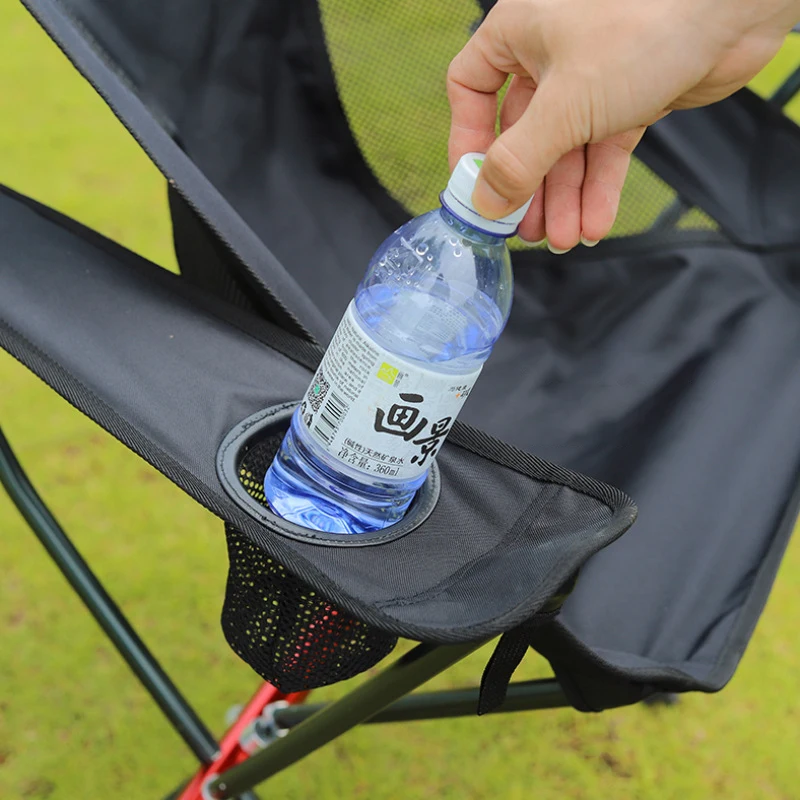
[267, 203, 511, 534]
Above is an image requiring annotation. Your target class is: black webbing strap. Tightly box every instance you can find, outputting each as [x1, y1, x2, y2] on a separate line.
[478, 627, 535, 715]
[478, 573, 579, 715]
[478, 612, 559, 716]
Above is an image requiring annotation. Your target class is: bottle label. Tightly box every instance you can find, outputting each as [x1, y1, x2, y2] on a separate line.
[300, 301, 482, 481]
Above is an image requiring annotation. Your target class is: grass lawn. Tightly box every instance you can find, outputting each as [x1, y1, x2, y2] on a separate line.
[2, 2, 800, 798]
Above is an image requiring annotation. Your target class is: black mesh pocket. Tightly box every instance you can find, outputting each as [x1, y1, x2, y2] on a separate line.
[221, 433, 398, 691]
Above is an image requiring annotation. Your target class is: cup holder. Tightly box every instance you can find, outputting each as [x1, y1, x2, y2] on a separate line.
[216, 403, 441, 547]
[216, 403, 427, 689]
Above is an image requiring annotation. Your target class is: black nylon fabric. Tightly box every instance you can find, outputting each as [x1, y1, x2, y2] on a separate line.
[636, 89, 800, 248]
[169, 187, 261, 316]
[6, 0, 800, 707]
[0, 185, 635, 644]
[474, 240, 800, 695]
[19, 0, 332, 344]
[26, 0, 407, 332]
[0, 187, 312, 488]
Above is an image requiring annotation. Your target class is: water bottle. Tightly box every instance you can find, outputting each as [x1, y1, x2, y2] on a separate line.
[263, 153, 533, 533]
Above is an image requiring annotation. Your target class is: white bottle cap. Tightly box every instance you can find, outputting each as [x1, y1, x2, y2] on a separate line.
[441, 152, 534, 237]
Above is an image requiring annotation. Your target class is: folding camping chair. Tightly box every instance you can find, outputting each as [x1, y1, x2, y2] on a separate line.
[3, 1, 800, 797]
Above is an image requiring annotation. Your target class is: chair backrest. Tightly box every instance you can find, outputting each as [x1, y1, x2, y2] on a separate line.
[316, 0, 719, 239]
[48, 0, 729, 319]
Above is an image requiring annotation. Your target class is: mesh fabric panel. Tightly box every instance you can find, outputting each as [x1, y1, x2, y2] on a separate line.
[316, 0, 718, 239]
[222, 435, 397, 691]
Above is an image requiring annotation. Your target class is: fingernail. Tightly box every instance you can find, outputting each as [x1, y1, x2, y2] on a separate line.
[472, 178, 512, 220]
[518, 237, 546, 247]
[581, 235, 600, 247]
[547, 243, 571, 255]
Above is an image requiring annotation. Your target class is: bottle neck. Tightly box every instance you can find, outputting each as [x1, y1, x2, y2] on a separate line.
[438, 206, 508, 245]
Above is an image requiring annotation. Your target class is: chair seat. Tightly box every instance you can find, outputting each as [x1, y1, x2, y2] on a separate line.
[469, 240, 800, 699]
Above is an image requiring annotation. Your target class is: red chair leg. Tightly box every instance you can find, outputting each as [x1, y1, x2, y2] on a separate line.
[178, 683, 309, 800]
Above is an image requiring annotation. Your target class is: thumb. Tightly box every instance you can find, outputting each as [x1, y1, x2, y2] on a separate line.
[472, 76, 585, 219]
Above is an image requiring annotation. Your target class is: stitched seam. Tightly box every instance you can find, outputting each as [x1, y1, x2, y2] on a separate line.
[376, 483, 561, 609]
[0, 317, 229, 515]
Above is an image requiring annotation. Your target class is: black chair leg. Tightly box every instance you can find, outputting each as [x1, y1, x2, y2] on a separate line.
[0, 427, 222, 765]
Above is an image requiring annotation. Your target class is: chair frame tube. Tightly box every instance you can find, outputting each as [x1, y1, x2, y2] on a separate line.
[0, 425, 569, 799]
[0, 427, 224, 766]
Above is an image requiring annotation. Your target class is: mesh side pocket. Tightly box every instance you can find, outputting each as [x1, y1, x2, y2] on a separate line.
[221, 434, 398, 691]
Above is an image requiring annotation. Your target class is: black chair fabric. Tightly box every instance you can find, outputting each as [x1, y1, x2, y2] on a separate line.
[0, 186, 635, 646]
[3, 0, 800, 707]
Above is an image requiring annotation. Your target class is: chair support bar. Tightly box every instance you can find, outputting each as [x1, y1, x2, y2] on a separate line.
[208, 642, 485, 799]
[272, 677, 569, 729]
[650, 66, 800, 233]
[771, 64, 800, 109]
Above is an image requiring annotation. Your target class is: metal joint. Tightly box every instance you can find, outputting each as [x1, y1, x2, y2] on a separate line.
[200, 773, 221, 800]
[238, 700, 290, 754]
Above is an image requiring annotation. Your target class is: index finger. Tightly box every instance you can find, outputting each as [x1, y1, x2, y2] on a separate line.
[446, 34, 510, 169]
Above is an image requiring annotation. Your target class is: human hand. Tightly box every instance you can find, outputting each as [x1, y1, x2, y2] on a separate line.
[447, 0, 800, 250]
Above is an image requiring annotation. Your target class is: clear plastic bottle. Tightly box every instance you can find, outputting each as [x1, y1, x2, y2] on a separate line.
[263, 153, 533, 533]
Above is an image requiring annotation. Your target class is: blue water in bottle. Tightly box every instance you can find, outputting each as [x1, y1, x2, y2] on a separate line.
[263, 153, 533, 533]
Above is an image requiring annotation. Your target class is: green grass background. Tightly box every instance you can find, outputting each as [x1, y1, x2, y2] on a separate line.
[2, 2, 800, 798]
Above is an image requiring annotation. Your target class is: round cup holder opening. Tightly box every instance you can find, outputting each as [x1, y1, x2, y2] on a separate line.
[216, 404, 440, 547]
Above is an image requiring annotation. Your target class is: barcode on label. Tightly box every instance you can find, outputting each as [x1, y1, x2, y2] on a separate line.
[313, 391, 349, 445]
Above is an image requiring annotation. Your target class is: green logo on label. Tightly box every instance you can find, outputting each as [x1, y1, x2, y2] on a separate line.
[377, 362, 399, 384]
[473, 157, 484, 169]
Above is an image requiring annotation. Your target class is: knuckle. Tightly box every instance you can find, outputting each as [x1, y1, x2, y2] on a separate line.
[446, 57, 460, 83]
[562, 94, 594, 146]
[593, 139, 630, 157]
[548, 68, 598, 144]
[446, 58, 464, 95]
